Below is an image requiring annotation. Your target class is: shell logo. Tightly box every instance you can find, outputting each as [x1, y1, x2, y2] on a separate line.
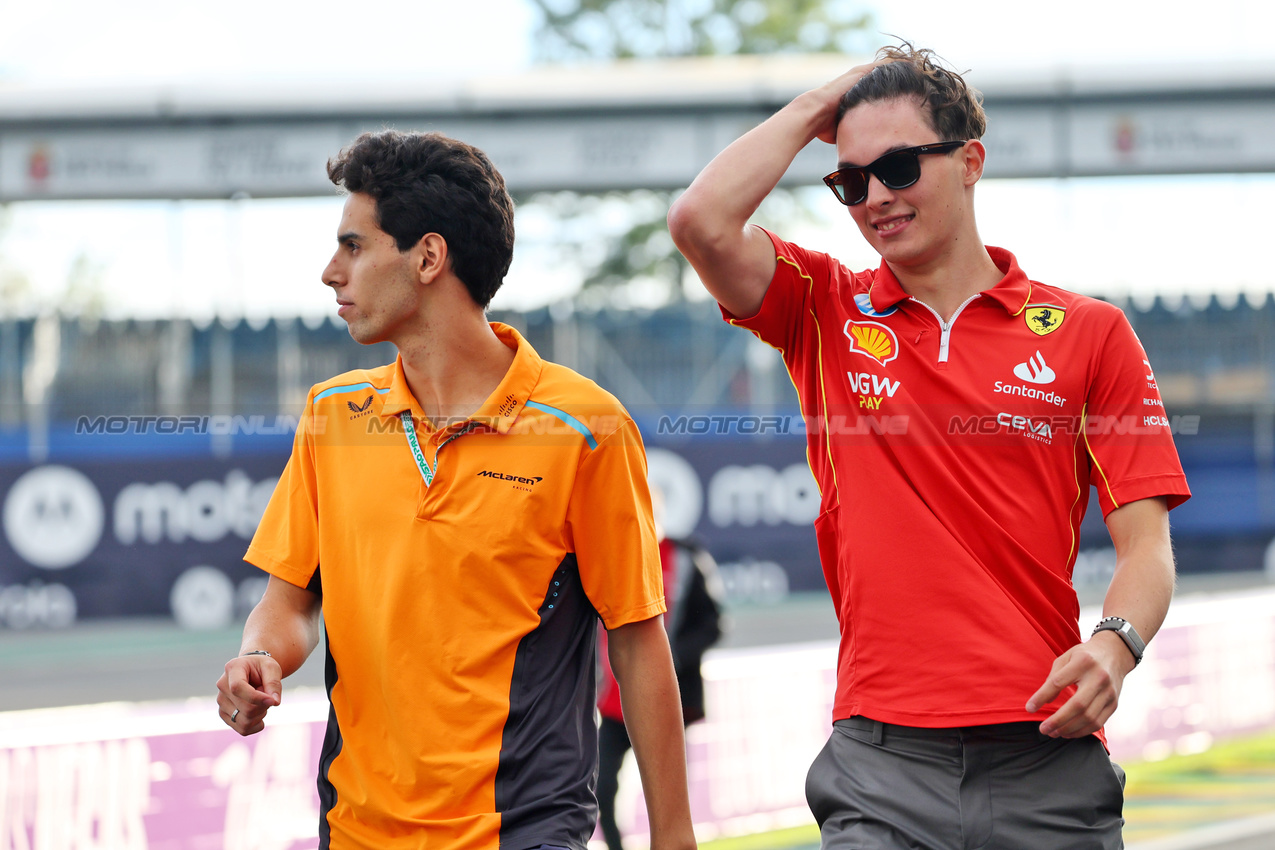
[843, 320, 899, 365]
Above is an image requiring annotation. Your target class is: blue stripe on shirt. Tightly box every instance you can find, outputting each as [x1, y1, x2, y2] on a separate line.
[524, 400, 599, 450]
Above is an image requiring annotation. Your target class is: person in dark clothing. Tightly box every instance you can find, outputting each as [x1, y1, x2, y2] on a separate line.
[596, 534, 723, 850]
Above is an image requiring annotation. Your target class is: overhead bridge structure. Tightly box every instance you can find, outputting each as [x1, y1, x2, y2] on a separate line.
[1, 54, 1274, 201]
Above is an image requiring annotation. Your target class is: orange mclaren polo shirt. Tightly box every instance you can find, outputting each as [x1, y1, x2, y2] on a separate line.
[725, 228, 1189, 729]
[245, 324, 665, 850]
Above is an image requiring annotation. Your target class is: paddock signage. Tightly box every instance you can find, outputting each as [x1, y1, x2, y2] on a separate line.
[0, 433, 1263, 625]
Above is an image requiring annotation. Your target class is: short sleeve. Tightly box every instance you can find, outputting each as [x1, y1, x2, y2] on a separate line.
[720, 226, 829, 359]
[244, 390, 322, 589]
[567, 417, 666, 630]
[1084, 311, 1191, 516]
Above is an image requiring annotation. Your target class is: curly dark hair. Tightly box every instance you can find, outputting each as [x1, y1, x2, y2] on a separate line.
[327, 130, 515, 309]
[837, 43, 986, 143]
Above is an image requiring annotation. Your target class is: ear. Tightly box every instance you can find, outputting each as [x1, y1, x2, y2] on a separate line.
[961, 140, 987, 187]
[414, 233, 450, 285]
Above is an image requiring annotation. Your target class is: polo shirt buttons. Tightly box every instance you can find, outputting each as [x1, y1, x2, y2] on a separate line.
[548, 570, 568, 609]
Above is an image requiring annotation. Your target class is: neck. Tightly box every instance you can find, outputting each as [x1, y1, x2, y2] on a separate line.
[395, 308, 515, 429]
[890, 239, 1003, 323]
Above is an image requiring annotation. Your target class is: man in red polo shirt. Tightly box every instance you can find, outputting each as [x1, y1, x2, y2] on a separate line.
[668, 43, 1189, 849]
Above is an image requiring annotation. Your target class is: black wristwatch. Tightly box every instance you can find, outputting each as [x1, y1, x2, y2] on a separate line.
[1091, 617, 1145, 666]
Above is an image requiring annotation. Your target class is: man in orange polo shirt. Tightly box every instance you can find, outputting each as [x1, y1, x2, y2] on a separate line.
[669, 44, 1189, 849]
[214, 130, 696, 850]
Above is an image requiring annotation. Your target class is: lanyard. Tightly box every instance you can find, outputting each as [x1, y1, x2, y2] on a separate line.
[399, 410, 435, 487]
[399, 410, 476, 488]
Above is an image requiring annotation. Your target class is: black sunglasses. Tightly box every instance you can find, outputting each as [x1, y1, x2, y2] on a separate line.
[823, 141, 967, 206]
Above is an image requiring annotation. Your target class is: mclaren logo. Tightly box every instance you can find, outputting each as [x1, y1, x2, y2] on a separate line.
[1025, 305, 1065, 336]
[843, 320, 899, 365]
[477, 470, 543, 486]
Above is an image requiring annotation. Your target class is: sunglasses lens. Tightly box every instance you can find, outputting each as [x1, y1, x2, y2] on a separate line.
[875, 151, 922, 190]
[829, 143, 961, 205]
[836, 170, 868, 205]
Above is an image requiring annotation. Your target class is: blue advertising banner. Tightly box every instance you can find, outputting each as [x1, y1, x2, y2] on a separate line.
[0, 427, 1270, 625]
[0, 457, 282, 626]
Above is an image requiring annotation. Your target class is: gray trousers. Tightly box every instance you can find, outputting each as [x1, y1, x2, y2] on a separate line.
[806, 717, 1126, 850]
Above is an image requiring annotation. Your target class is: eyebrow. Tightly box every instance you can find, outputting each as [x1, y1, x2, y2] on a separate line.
[336, 231, 362, 246]
[837, 143, 915, 170]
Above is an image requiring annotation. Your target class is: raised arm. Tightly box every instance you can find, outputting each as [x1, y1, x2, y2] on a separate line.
[1027, 496, 1175, 737]
[216, 575, 323, 735]
[667, 64, 875, 318]
[607, 616, 697, 850]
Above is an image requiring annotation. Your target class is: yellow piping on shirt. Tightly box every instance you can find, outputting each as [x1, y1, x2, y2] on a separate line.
[730, 252, 838, 497]
[1066, 409, 1086, 568]
[779, 254, 840, 496]
[1011, 282, 1034, 317]
[1081, 403, 1122, 511]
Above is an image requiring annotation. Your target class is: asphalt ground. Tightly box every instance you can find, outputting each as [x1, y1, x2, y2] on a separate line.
[6, 571, 1269, 713]
[0, 591, 849, 713]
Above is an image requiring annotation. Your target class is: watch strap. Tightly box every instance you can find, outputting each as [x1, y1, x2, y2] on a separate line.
[1091, 617, 1145, 665]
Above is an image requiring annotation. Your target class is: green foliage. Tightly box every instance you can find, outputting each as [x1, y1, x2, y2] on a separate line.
[0, 208, 33, 318]
[529, 0, 872, 62]
[520, 0, 871, 306]
[0, 209, 104, 319]
[578, 192, 683, 299]
[525, 187, 820, 305]
[60, 252, 108, 320]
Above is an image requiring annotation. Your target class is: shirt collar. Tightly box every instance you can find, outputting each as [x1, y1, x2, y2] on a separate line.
[377, 322, 543, 435]
[979, 247, 1034, 315]
[378, 358, 418, 419]
[468, 323, 543, 434]
[868, 246, 1033, 316]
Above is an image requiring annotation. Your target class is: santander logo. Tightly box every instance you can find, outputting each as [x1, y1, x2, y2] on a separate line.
[1013, 351, 1056, 385]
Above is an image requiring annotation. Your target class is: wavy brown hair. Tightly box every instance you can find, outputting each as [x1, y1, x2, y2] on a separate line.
[328, 131, 515, 309]
[837, 42, 987, 142]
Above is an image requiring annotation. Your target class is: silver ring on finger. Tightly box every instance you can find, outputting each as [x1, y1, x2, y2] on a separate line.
[231, 709, 240, 723]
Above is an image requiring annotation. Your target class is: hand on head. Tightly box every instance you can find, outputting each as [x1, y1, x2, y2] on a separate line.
[813, 62, 883, 144]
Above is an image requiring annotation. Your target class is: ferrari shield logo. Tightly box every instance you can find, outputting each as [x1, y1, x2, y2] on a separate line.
[1025, 305, 1065, 336]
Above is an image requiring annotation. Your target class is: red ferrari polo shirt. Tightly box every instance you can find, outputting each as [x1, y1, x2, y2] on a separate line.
[724, 228, 1190, 728]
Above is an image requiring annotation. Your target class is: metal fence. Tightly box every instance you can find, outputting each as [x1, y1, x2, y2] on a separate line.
[1, 293, 1274, 429]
